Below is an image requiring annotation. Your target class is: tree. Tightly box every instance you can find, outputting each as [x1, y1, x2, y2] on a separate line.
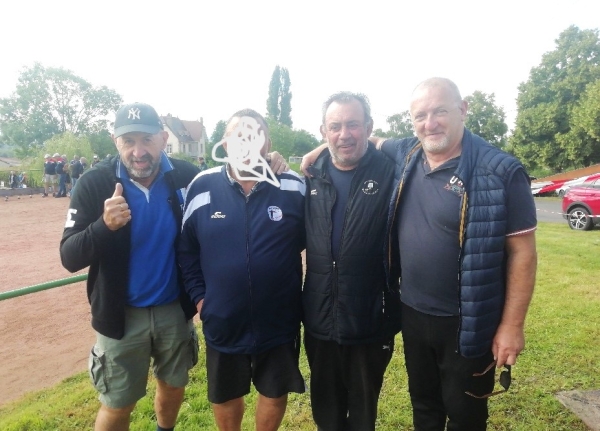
[266, 66, 281, 121]
[266, 119, 319, 159]
[568, 79, 600, 164]
[509, 26, 600, 171]
[206, 120, 227, 163]
[464, 91, 508, 148]
[88, 130, 115, 159]
[279, 68, 293, 127]
[265, 66, 293, 127]
[35, 132, 94, 172]
[373, 111, 414, 138]
[0, 63, 122, 157]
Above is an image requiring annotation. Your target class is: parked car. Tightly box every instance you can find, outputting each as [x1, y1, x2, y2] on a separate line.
[562, 178, 600, 230]
[556, 173, 600, 197]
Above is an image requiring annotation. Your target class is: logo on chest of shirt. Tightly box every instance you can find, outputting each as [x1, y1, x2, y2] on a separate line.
[267, 206, 283, 221]
[211, 211, 226, 218]
[444, 176, 465, 196]
[362, 180, 380, 195]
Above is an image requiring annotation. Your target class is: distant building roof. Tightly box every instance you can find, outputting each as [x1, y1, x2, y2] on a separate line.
[160, 114, 206, 143]
[181, 120, 206, 142]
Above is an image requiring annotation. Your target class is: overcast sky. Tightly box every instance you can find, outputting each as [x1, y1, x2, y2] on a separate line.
[1, 0, 599, 140]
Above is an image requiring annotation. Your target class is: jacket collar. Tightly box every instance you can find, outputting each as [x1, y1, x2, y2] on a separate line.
[308, 143, 378, 178]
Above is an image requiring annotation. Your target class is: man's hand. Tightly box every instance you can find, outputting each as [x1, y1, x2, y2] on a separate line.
[300, 143, 328, 176]
[369, 136, 386, 149]
[103, 183, 131, 231]
[267, 151, 289, 174]
[196, 299, 204, 315]
[492, 323, 525, 367]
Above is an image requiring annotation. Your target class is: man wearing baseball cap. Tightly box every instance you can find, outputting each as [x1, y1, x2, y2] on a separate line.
[60, 102, 200, 431]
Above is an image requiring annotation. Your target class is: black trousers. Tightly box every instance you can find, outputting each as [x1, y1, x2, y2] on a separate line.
[401, 304, 495, 431]
[304, 331, 394, 431]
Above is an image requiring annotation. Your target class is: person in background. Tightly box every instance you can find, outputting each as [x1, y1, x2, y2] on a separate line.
[70, 155, 83, 190]
[42, 153, 57, 197]
[197, 156, 208, 172]
[19, 171, 27, 188]
[55, 154, 68, 198]
[9, 170, 18, 189]
[64, 156, 72, 196]
[91, 155, 101, 168]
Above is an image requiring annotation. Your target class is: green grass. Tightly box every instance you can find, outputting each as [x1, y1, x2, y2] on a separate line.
[1, 222, 599, 430]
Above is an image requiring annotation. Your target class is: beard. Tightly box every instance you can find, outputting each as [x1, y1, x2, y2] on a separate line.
[421, 135, 450, 154]
[123, 155, 158, 180]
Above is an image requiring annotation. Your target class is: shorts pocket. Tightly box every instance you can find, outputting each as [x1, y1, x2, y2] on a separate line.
[189, 327, 199, 368]
[88, 346, 108, 394]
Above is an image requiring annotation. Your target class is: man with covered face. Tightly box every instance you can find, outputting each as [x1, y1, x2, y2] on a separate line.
[178, 109, 306, 431]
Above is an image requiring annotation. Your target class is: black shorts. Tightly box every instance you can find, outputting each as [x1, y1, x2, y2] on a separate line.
[206, 338, 306, 404]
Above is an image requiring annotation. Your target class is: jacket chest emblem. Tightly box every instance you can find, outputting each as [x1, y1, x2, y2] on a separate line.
[362, 180, 380, 195]
[444, 176, 465, 196]
[268, 206, 283, 221]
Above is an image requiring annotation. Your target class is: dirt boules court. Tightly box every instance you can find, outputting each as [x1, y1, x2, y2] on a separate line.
[0, 193, 94, 406]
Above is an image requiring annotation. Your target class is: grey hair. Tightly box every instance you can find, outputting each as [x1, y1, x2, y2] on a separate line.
[321, 91, 372, 125]
[413, 77, 463, 105]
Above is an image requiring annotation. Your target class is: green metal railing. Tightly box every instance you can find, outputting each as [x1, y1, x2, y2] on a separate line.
[0, 274, 88, 301]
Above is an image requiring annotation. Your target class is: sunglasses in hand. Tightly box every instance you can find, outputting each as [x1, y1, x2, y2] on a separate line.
[465, 361, 511, 399]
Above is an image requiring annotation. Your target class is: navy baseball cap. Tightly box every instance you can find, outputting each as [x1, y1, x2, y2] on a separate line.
[113, 103, 163, 138]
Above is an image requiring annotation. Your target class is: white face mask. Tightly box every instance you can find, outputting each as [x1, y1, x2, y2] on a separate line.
[212, 116, 280, 188]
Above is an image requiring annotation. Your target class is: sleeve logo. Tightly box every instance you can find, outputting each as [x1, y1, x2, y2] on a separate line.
[65, 208, 77, 228]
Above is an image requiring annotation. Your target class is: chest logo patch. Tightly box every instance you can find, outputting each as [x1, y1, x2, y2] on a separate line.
[362, 180, 380, 195]
[268, 206, 283, 221]
[444, 176, 465, 196]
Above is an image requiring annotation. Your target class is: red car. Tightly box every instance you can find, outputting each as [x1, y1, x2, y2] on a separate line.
[562, 178, 600, 230]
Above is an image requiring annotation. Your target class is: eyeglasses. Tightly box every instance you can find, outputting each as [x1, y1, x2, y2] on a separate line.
[465, 361, 511, 399]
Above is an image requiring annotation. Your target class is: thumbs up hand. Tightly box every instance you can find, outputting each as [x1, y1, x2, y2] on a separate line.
[103, 183, 132, 231]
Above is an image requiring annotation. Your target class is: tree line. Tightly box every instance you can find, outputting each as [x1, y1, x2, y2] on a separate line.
[2, 25, 600, 176]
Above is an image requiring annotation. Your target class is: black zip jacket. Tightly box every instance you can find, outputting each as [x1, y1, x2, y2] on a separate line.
[303, 145, 401, 344]
[60, 156, 199, 339]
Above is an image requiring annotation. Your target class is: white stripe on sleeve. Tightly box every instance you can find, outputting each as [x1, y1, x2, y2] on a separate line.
[182, 191, 211, 227]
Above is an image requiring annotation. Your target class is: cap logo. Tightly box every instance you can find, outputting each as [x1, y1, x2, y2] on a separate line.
[128, 108, 141, 120]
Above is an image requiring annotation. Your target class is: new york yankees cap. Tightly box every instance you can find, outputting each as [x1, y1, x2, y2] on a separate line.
[113, 102, 164, 138]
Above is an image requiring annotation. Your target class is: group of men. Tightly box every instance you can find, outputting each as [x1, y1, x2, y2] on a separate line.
[60, 77, 537, 431]
[42, 153, 85, 197]
[8, 170, 23, 189]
